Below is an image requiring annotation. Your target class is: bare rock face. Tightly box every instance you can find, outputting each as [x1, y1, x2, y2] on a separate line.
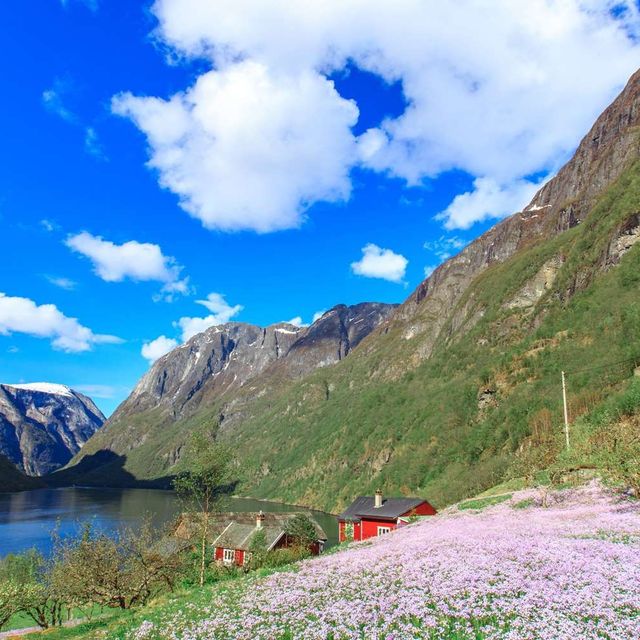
[385, 69, 640, 363]
[76, 302, 397, 470]
[0, 383, 105, 476]
[116, 322, 305, 422]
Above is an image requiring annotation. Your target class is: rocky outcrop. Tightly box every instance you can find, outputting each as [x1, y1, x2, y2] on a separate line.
[111, 302, 396, 426]
[386, 69, 640, 362]
[0, 383, 105, 475]
[71, 302, 396, 472]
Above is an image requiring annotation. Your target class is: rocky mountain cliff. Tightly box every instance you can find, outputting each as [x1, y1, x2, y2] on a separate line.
[0, 383, 105, 476]
[64, 302, 396, 482]
[61, 70, 640, 510]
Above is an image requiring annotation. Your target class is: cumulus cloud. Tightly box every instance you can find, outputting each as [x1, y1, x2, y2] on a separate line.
[437, 178, 543, 230]
[176, 293, 243, 341]
[115, 0, 640, 231]
[351, 244, 408, 283]
[0, 292, 121, 353]
[285, 316, 306, 328]
[141, 335, 178, 363]
[112, 61, 358, 232]
[65, 232, 190, 301]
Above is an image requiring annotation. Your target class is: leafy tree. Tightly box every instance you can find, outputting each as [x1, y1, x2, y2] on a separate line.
[284, 514, 317, 551]
[50, 521, 183, 611]
[173, 427, 235, 586]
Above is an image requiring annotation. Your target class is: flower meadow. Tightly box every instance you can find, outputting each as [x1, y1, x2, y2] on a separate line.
[131, 482, 640, 640]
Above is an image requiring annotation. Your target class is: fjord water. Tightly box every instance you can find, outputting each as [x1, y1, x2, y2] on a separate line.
[0, 488, 338, 556]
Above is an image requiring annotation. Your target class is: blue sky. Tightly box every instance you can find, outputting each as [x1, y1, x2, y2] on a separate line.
[1, 1, 639, 415]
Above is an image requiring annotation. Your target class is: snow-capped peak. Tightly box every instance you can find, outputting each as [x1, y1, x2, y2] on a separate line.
[7, 382, 75, 397]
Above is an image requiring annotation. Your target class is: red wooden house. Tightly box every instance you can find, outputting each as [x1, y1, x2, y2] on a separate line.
[212, 511, 327, 567]
[338, 490, 436, 542]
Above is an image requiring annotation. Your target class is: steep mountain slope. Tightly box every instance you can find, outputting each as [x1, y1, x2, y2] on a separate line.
[0, 454, 43, 491]
[213, 69, 640, 510]
[63, 303, 396, 484]
[0, 383, 105, 475]
[62, 70, 640, 510]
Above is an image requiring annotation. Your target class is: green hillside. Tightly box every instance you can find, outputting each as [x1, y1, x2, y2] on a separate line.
[66, 156, 640, 512]
[216, 159, 640, 510]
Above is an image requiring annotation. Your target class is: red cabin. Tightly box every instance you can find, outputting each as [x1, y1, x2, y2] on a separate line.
[212, 511, 327, 567]
[338, 490, 436, 542]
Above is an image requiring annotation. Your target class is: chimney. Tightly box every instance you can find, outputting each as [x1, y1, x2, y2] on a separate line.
[374, 490, 383, 509]
[256, 510, 265, 529]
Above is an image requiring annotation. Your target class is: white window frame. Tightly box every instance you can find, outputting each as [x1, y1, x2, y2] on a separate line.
[223, 548, 236, 564]
[377, 526, 392, 536]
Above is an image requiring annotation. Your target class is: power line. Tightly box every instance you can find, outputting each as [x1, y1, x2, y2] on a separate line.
[566, 356, 640, 376]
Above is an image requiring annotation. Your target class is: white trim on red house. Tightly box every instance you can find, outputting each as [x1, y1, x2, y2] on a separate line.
[377, 526, 392, 536]
[223, 548, 235, 564]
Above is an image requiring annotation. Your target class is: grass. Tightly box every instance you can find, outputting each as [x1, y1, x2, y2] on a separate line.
[457, 494, 512, 511]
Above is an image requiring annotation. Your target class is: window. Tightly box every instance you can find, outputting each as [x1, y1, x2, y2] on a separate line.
[223, 548, 235, 564]
[377, 526, 391, 536]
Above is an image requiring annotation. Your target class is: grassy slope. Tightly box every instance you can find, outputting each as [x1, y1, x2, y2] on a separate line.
[60, 158, 640, 512]
[216, 159, 640, 511]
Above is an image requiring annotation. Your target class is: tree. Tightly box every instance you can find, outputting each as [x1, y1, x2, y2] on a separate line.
[284, 514, 317, 551]
[173, 427, 235, 587]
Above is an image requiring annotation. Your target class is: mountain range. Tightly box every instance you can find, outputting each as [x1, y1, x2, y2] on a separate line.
[0, 383, 105, 476]
[8, 69, 640, 512]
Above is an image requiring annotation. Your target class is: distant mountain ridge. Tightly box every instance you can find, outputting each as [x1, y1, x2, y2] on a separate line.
[0, 383, 105, 476]
[66, 302, 397, 481]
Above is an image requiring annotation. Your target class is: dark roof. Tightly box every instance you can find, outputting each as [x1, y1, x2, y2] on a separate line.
[174, 511, 327, 543]
[213, 523, 285, 551]
[208, 512, 328, 551]
[338, 496, 427, 521]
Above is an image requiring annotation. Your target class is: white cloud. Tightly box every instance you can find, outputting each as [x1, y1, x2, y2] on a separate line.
[42, 80, 76, 123]
[285, 316, 306, 328]
[0, 292, 121, 353]
[141, 335, 179, 363]
[74, 384, 119, 399]
[65, 232, 190, 301]
[45, 276, 77, 291]
[40, 219, 61, 233]
[351, 244, 408, 283]
[437, 178, 543, 230]
[176, 293, 243, 341]
[113, 61, 358, 232]
[424, 265, 438, 279]
[84, 127, 106, 160]
[423, 235, 468, 261]
[120, 0, 640, 231]
[312, 310, 327, 323]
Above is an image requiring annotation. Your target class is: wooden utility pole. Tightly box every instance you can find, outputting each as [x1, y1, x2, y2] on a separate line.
[561, 370, 570, 450]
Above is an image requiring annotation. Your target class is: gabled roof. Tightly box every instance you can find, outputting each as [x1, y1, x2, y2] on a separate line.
[209, 512, 328, 552]
[338, 496, 428, 521]
[175, 511, 327, 543]
[213, 522, 285, 552]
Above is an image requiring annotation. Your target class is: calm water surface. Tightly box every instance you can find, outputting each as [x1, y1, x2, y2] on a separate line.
[0, 487, 338, 557]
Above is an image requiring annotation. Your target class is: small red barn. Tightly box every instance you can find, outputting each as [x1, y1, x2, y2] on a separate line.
[212, 511, 327, 567]
[338, 490, 436, 542]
